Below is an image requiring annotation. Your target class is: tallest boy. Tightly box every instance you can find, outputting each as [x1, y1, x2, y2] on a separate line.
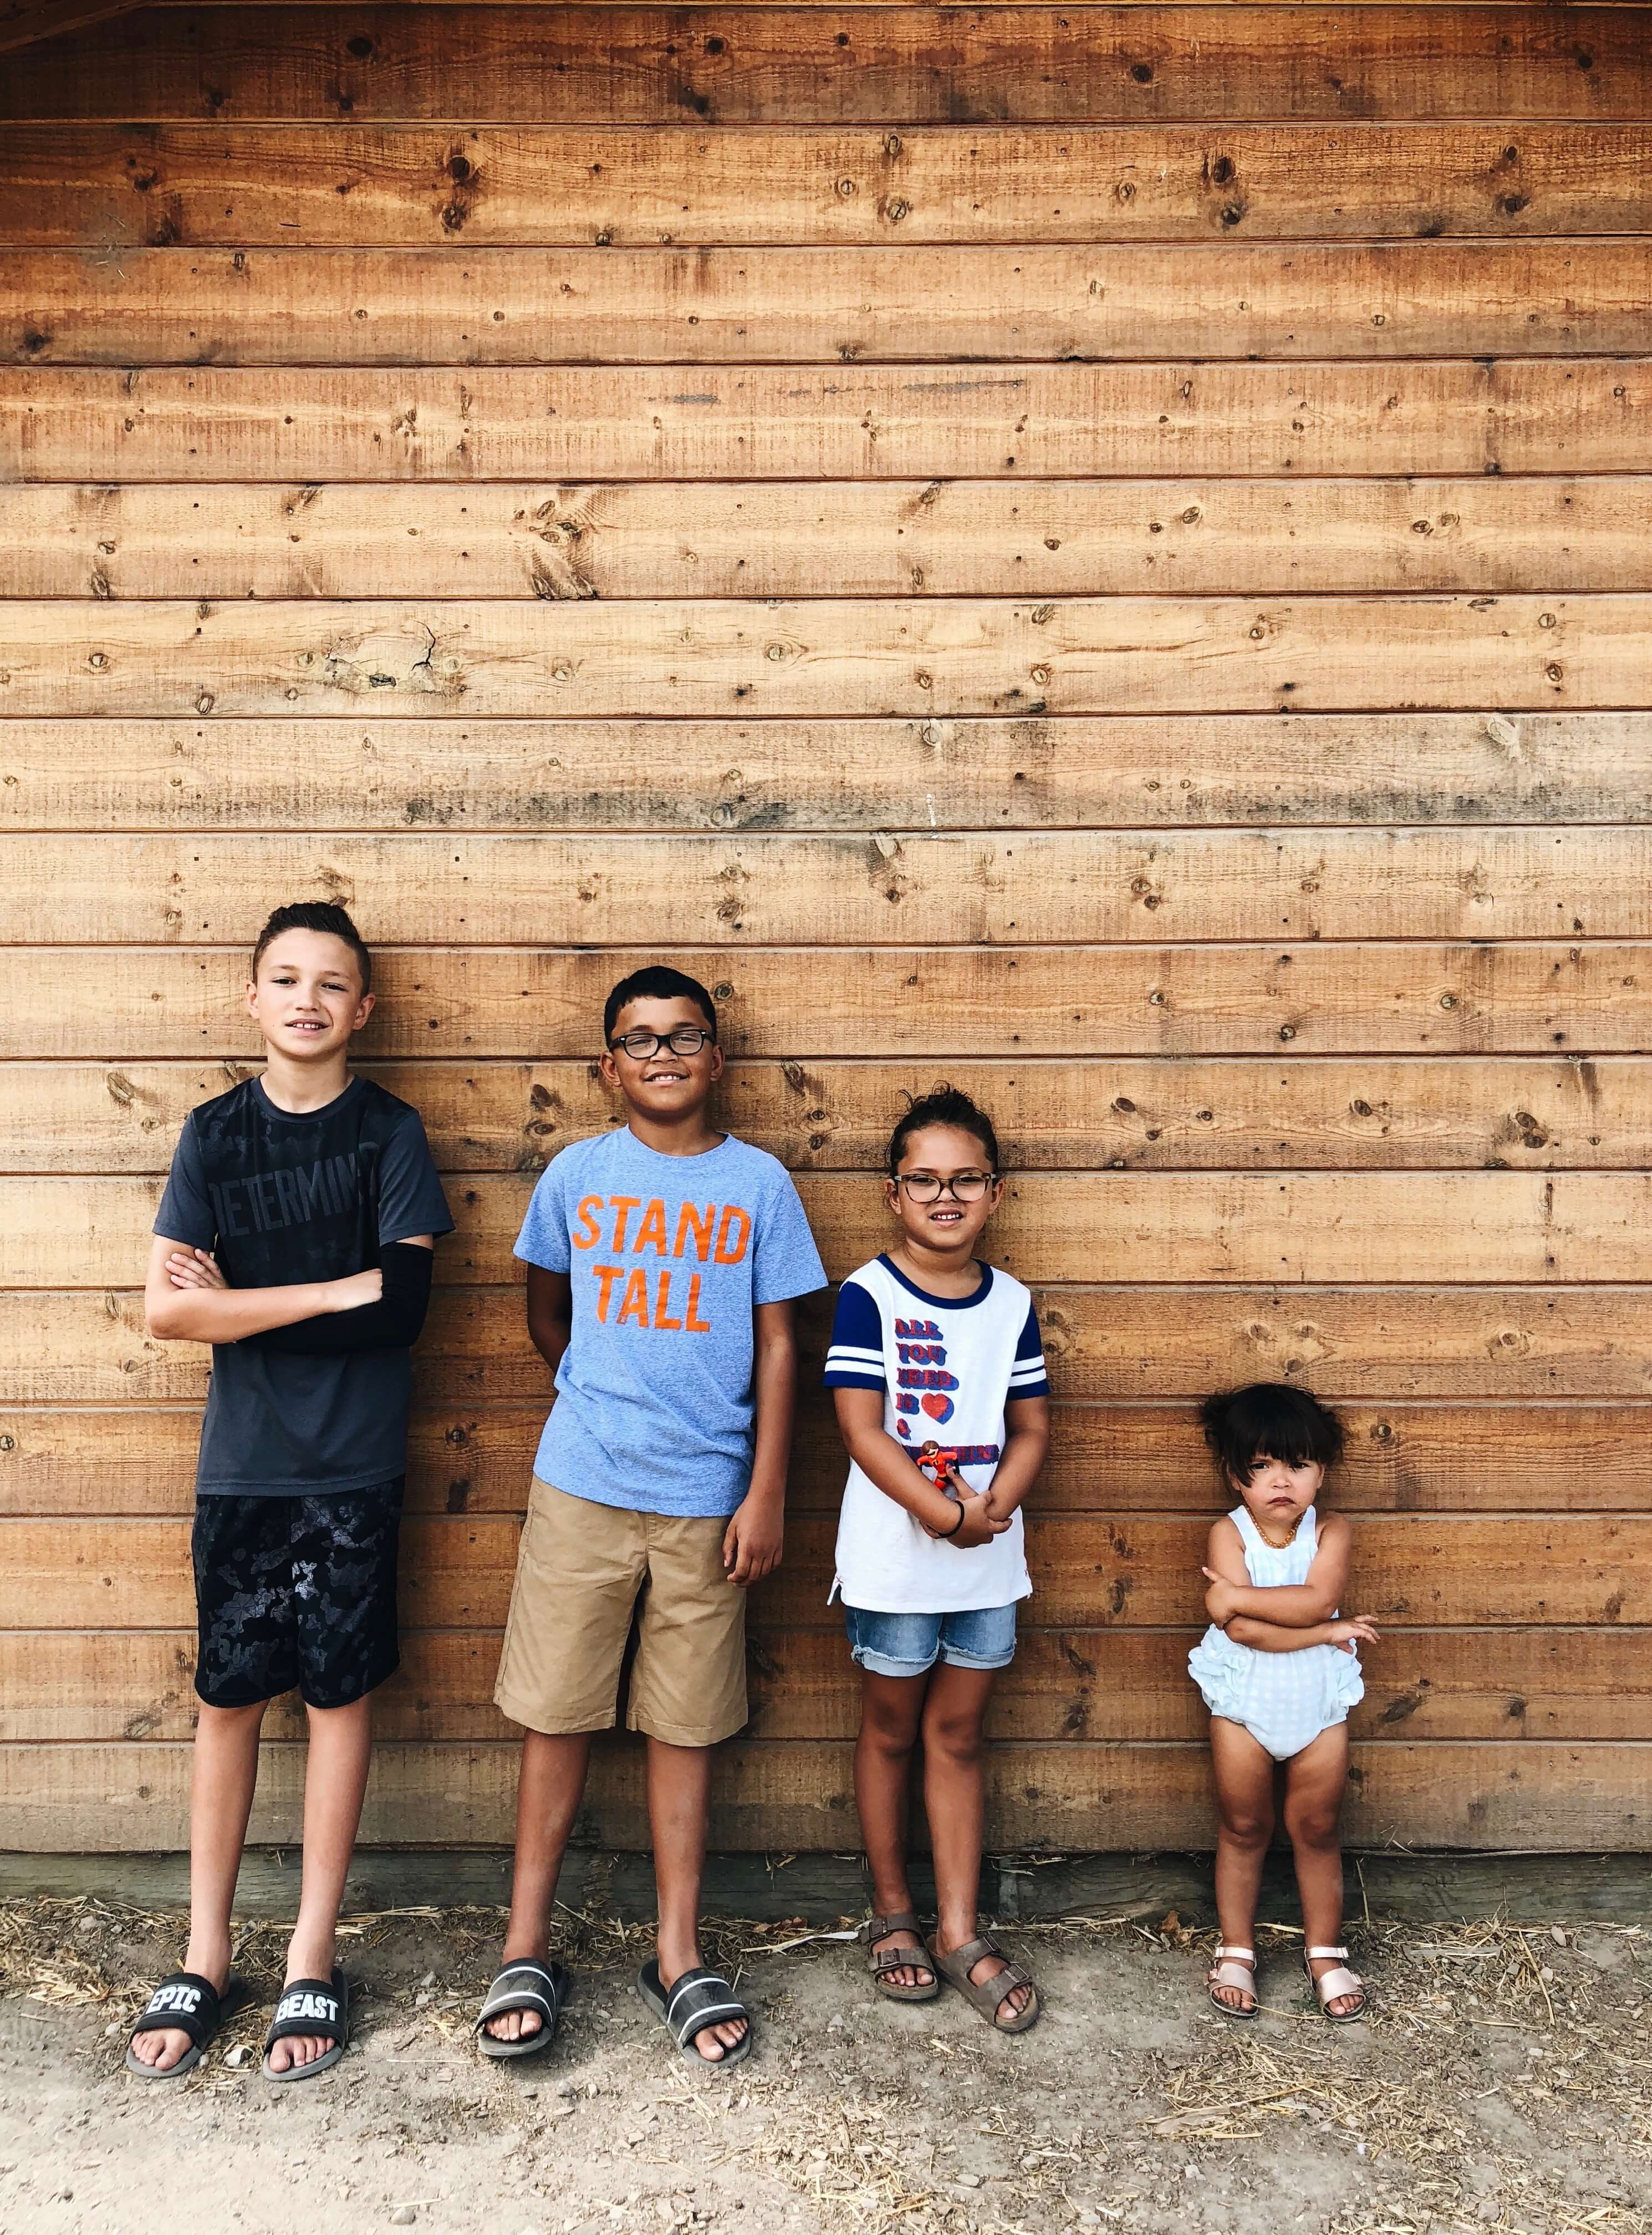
[476, 966, 825, 2065]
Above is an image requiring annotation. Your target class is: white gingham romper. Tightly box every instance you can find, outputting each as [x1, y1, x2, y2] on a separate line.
[1187, 1504, 1363, 1762]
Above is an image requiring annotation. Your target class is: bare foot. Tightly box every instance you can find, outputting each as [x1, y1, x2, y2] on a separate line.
[869, 1927, 935, 1992]
[934, 1932, 1032, 2026]
[128, 1941, 233, 2073]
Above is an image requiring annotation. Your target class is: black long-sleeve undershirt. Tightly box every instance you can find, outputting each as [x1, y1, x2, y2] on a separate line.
[245, 1241, 434, 1355]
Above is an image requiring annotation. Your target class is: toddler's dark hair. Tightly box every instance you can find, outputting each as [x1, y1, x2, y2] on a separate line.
[1200, 1382, 1345, 1483]
[252, 901, 371, 994]
[888, 1085, 1000, 1177]
[603, 964, 718, 1043]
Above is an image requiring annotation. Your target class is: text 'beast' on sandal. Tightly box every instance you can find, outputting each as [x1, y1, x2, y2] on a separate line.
[1304, 1945, 1368, 2024]
[1207, 1945, 1259, 2021]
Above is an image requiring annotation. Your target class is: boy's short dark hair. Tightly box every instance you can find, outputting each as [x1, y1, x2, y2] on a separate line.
[603, 965, 718, 1043]
[887, 1085, 1001, 1176]
[252, 901, 371, 994]
[1200, 1383, 1345, 1482]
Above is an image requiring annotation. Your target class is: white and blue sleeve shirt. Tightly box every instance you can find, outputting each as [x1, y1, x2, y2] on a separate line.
[823, 1253, 1048, 1614]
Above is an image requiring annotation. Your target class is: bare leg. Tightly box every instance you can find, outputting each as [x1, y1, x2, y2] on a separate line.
[483, 1730, 594, 2044]
[1282, 1723, 1363, 2017]
[1209, 1715, 1277, 2015]
[129, 1698, 266, 2071]
[853, 1670, 933, 1991]
[263, 1695, 375, 2073]
[924, 1665, 1029, 2024]
[649, 1736, 746, 2062]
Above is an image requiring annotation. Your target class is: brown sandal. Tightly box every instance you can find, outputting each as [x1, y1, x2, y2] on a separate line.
[927, 1933, 1041, 2034]
[861, 1912, 940, 2002]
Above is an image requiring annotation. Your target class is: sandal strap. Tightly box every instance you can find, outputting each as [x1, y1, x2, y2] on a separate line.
[1209, 1959, 1258, 1989]
[663, 1968, 747, 2049]
[476, 1960, 564, 2032]
[942, 1935, 1001, 1971]
[861, 1911, 925, 1944]
[870, 1945, 934, 1978]
[264, 1974, 345, 2052]
[129, 1971, 224, 2050]
[1311, 1964, 1365, 2006]
[1306, 1946, 1349, 1961]
[1213, 1946, 1256, 1964]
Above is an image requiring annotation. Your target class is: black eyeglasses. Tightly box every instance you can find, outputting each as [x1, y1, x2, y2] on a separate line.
[608, 1027, 716, 1059]
[894, 1172, 998, 1203]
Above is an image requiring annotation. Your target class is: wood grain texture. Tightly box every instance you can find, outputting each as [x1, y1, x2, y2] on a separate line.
[1, 1738, 1642, 1851]
[8, 360, 1649, 481]
[9, 712, 1652, 829]
[5, 596, 1648, 720]
[0, 0, 140, 53]
[7, 123, 1650, 246]
[13, 241, 1652, 364]
[7, 1400, 1649, 1516]
[8, 1283, 1652, 1404]
[5, 9, 1649, 126]
[1, 1625, 1638, 1744]
[10, 480, 1652, 601]
[9, 1054, 1650, 1175]
[7, 942, 1649, 1060]
[5, 828, 1651, 946]
[7, 1513, 1644, 1630]
[18, 1167, 1652, 1287]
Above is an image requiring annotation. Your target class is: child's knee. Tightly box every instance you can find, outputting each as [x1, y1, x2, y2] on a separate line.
[920, 1703, 985, 1763]
[1286, 1802, 1342, 1850]
[1218, 1804, 1273, 1850]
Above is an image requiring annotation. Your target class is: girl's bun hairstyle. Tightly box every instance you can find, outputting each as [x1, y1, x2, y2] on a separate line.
[887, 1084, 1001, 1177]
[1200, 1382, 1345, 1482]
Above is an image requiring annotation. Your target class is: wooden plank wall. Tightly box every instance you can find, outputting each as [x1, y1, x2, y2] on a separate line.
[2, 1, 1649, 1854]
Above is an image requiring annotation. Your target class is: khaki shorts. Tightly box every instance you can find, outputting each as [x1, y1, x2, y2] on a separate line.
[494, 1478, 748, 1747]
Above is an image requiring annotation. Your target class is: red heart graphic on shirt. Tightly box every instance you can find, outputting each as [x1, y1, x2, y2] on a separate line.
[920, 1392, 954, 1425]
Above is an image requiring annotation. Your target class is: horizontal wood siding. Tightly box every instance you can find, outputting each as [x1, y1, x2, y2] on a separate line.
[1, 0, 1646, 1855]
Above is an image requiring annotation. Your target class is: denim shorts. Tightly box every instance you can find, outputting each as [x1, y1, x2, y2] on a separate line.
[843, 1601, 1018, 1679]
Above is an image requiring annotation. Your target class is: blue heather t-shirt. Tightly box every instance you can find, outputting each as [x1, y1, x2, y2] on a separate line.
[515, 1127, 827, 1517]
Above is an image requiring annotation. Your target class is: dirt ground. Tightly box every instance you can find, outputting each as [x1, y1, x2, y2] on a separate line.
[1, 1894, 1647, 2235]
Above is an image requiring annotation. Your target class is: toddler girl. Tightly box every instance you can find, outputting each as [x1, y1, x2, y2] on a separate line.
[1188, 1383, 1379, 2024]
[824, 1088, 1049, 2033]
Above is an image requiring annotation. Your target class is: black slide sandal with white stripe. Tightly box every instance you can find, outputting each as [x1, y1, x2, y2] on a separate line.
[475, 1958, 572, 2060]
[636, 1960, 753, 2069]
[126, 1970, 251, 2079]
[261, 1968, 349, 2081]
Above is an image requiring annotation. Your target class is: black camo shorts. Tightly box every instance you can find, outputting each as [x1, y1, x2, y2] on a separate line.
[191, 1479, 404, 1710]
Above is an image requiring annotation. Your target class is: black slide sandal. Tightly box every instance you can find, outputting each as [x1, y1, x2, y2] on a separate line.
[636, 1960, 753, 2069]
[262, 1968, 349, 2082]
[475, 1958, 572, 2060]
[126, 1970, 251, 2080]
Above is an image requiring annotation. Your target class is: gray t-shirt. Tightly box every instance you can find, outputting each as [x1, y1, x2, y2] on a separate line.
[154, 1075, 453, 1496]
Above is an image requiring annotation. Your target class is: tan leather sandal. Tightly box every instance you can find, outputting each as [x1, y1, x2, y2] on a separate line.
[1207, 1944, 1258, 2021]
[927, 1932, 1040, 2033]
[1304, 1943, 1367, 2024]
[861, 1912, 939, 2003]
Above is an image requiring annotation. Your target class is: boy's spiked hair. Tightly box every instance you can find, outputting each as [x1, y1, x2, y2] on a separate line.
[603, 965, 718, 1043]
[1200, 1382, 1345, 1483]
[886, 1084, 1001, 1177]
[251, 901, 372, 994]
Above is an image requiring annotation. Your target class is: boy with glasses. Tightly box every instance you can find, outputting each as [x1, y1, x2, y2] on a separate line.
[476, 966, 825, 2067]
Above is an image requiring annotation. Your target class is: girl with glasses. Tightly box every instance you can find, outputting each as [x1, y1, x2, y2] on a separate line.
[823, 1086, 1049, 2033]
